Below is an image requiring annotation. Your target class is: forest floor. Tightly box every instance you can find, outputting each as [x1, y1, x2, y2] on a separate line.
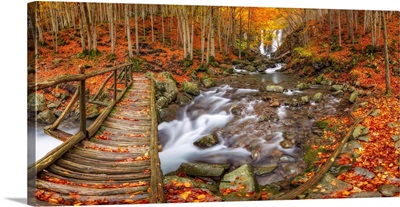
[28, 12, 400, 202]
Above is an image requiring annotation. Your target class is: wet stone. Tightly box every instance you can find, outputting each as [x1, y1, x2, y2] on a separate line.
[280, 140, 294, 149]
[253, 164, 278, 176]
[279, 155, 296, 163]
[194, 134, 219, 149]
[177, 162, 230, 177]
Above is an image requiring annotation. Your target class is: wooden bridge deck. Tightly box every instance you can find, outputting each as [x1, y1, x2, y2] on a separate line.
[29, 74, 164, 205]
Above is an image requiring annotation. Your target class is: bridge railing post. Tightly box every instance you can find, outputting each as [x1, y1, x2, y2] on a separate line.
[113, 70, 117, 101]
[79, 65, 87, 137]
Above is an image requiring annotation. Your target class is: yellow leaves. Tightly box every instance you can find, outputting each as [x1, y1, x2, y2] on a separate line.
[184, 182, 192, 188]
[197, 194, 205, 200]
[48, 198, 59, 204]
[180, 191, 191, 199]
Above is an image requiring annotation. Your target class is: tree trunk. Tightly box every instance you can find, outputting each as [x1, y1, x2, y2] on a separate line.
[150, 5, 154, 44]
[107, 3, 115, 54]
[338, 10, 342, 47]
[83, 3, 92, 51]
[161, 6, 165, 45]
[125, 4, 133, 58]
[78, 3, 86, 51]
[210, 8, 215, 58]
[382, 12, 391, 95]
[135, 4, 139, 55]
[91, 3, 97, 51]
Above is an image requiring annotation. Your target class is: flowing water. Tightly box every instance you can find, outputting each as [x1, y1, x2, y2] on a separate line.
[159, 66, 350, 184]
[28, 118, 92, 165]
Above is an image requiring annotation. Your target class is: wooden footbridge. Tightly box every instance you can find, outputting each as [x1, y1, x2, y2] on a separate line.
[28, 64, 164, 205]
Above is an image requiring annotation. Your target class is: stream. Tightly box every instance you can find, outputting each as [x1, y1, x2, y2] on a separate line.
[159, 65, 350, 185]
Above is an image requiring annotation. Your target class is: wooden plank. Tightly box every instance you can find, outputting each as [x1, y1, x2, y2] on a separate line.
[63, 153, 150, 168]
[55, 159, 150, 174]
[48, 165, 151, 181]
[70, 146, 147, 161]
[36, 179, 149, 196]
[39, 171, 150, 186]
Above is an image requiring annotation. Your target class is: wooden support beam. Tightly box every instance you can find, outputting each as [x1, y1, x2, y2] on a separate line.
[45, 86, 79, 131]
[149, 78, 165, 203]
[79, 66, 87, 137]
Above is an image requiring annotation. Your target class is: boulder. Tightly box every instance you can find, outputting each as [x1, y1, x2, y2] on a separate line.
[164, 175, 219, 194]
[391, 135, 400, 142]
[296, 82, 310, 90]
[280, 140, 294, 149]
[395, 140, 400, 151]
[265, 85, 284, 93]
[194, 134, 219, 149]
[230, 105, 243, 115]
[256, 65, 266, 72]
[253, 164, 278, 176]
[332, 90, 344, 96]
[283, 131, 296, 140]
[156, 96, 169, 110]
[219, 164, 259, 201]
[352, 125, 369, 139]
[378, 184, 400, 197]
[177, 93, 193, 106]
[354, 167, 375, 179]
[301, 96, 310, 104]
[370, 109, 381, 117]
[308, 173, 352, 196]
[269, 100, 280, 107]
[331, 85, 344, 91]
[28, 93, 46, 112]
[201, 77, 216, 88]
[177, 162, 229, 177]
[182, 81, 200, 96]
[37, 110, 56, 124]
[244, 65, 256, 72]
[349, 91, 359, 103]
[350, 192, 382, 198]
[312, 92, 323, 103]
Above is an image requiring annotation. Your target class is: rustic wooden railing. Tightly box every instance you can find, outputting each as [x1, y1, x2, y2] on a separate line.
[28, 63, 133, 178]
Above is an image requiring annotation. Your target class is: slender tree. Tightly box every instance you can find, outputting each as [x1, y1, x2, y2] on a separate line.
[382, 11, 391, 95]
[125, 4, 133, 58]
[135, 4, 139, 55]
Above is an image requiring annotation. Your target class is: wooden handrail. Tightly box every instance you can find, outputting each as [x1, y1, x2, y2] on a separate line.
[28, 63, 132, 93]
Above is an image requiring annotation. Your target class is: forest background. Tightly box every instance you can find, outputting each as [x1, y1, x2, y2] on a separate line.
[0, 0, 399, 207]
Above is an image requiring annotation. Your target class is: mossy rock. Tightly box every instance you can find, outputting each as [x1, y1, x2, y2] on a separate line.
[182, 81, 200, 96]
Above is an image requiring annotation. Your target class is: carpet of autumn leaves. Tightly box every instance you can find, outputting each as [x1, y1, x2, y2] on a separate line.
[335, 97, 400, 197]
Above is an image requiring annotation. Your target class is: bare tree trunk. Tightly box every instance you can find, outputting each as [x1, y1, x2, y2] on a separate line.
[161, 6, 165, 45]
[49, 3, 58, 53]
[238, 8, 242, 59]
[206, 8, 212, 64]
[382, 11, 391, 95]
[78, 3, 86, 51]
[210, 8, 215, 58]
[338, 10, 342, 47]
[125, 4, 133, 58]
[83, 3, 92, 50]
[107, 3, 115, 54]
[142, 5, 146, 37]
[149, 5, 154, 43]
[201, 7, 207, 64]
[91, 3, 97, 51]
[135, 4, 139, 55]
